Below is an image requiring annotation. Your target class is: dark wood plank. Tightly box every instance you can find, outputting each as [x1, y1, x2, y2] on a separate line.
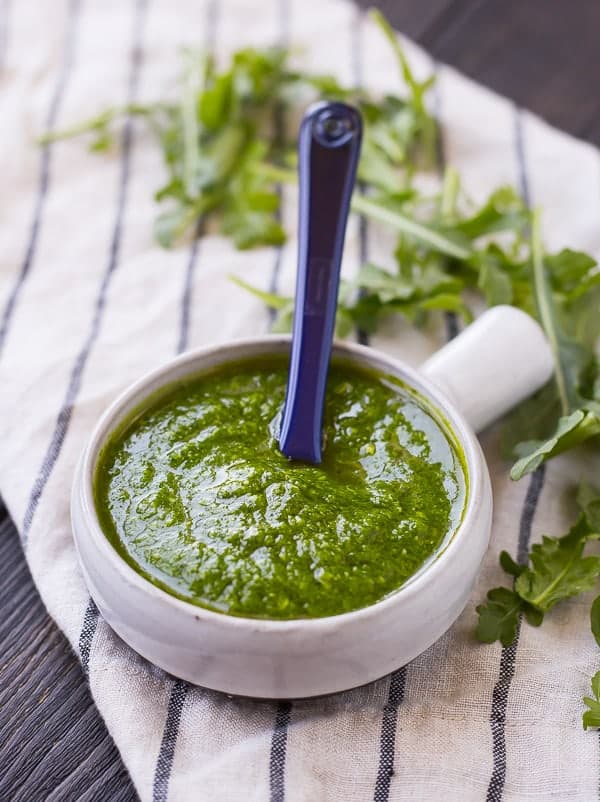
[367, 0, 600, 146]
[0, 509, 138, 802]
[363, 0, 457, 40]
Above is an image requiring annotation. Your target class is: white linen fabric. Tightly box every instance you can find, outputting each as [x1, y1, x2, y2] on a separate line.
[2, 1, 600, 800]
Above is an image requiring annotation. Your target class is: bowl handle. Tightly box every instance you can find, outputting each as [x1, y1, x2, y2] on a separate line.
[421, 305, 554, 433]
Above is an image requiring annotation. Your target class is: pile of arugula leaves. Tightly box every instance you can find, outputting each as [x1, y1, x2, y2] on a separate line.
[476, 479, 600, 728]
[44, 8, 600, 725]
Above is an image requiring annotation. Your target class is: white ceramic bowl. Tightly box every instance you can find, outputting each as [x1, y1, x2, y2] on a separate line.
[71, 306, 553, 698]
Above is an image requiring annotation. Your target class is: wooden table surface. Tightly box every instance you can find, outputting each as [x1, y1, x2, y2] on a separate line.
[2, 1, 599, 799]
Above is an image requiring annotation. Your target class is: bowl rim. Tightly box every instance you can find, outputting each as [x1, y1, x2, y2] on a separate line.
[76, 335, 486, 633]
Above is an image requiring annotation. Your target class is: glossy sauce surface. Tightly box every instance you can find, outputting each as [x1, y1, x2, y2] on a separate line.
[94, 356, 467, 619]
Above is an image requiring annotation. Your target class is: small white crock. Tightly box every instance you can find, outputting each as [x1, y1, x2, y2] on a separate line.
[71, 305, 553, 698]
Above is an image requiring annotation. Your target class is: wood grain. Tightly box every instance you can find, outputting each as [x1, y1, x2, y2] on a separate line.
[0, 511, 138, 801]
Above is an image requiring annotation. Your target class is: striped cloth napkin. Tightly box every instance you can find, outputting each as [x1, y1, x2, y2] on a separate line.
[2, 0, 600, 799]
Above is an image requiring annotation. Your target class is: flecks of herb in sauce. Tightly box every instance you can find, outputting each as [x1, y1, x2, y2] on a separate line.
[94, 356, 466, 619]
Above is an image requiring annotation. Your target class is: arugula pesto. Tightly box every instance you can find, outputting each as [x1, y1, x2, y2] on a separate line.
[94, 357, 466, 619]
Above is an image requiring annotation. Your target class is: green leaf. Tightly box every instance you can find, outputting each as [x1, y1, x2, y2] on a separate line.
[417, 292, 473, 321]
[229, 275, 290, 310]
[199, 70, 233, 130]
[591, 596, 600, 648]
[352, 193, 472, 260]
[354, 263, 414, 303]
[154, 205, 196, 248]
[578, 482, 600, 532]
[523, 605, 544, 627]
[507, 212, 600, 478]
[89, 130, 114, 152]
[514, 517, 600, 612]
[455, 187, 529, 239]
[477, 260, 514, 306]
[583, 671, 600, 730]
[369, 9, 426, 108]
[221, 209, 285, 250]
[500, 381, 563, 460]
[593, 671, 600, 700]
[529, 210, 583, 415]
[358, 139, 402, 193]
[546, 248, 597, 293]
[476, 587, 523, 646]
[229, 275, 294, 331]
[510, 408, 600, 480]
[500, 550, 526, 578]
[564, 285, 600, 350]
[478, 483, 600, 657]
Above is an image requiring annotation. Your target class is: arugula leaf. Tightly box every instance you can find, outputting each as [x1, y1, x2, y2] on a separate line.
[505, 212, 600, 478]
[352, 193, 472, 259]
[530, 211, 580, 415]
[514, 520, 600, 612]
[477, 260, 514, 306]
[477, 483, 600, 647]
[476, 587, 523, 647]
[454, 186, 529, 239]
[368, 9, 436, 166]
[230, 274, 289, 309]
[229, 275, 355, 337]
[221, 146, 286, 249]
[501, 382, 563, 461]
[583, 671, 600, 730]
[578, 482, 600, 533]
[591, 596, 600, 648]
[40, 13, 600, 477]
[475, 582, 543, 638]
[499, 550, 526, 578]
[545, 247, 598, 294]
[511, 409, 600, 480]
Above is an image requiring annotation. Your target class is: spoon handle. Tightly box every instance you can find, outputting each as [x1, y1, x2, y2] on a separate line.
[279, 102, 362, 463]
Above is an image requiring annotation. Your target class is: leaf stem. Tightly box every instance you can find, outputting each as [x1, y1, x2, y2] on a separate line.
[369, 8, 422, 110]
[252, 161, 472, 260]
[36, 104, 154, 145]
[180, 55, 204, 200]
[531, 209, 570, 415]
[527, 549, 579, 609]
[440, 166, 460, 222]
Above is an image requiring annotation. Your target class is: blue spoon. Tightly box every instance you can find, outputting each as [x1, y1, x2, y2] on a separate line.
[279, 102, 363, 463]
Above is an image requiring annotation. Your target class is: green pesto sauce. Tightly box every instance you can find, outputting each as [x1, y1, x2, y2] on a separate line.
[94, 356, 467, 619]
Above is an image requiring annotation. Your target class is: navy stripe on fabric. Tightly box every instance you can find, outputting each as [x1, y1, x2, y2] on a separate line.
[152, 679, 190, 802]
[177, 229, 201, 354]
[0, 0, 81, 358]
[365, 12, 409, 802]
[176, 0, 219, 354]
[373, 667, 408, 802]
[152, 4, 221, 801]
[21, 0, 148, 547]
[269, 701, 292, 802]
[485, 105, 542, 802]
[266, 5, 293, 801]
[352, 6, 369, 347]
[79, 597, 100, 675]
[371, 60, 458, 802]
[486, 466, 545, 802]
[432, 62, 459, 343]
[513, 107, 531, 209]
